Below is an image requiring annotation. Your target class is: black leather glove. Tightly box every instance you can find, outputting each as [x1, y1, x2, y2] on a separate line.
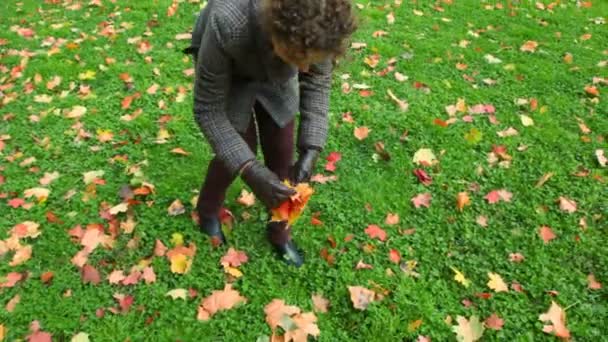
[291, 149, 320, 184]
[241, 160, 296, 209]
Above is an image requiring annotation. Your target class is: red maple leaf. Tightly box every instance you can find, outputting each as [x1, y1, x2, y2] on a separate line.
[365, 224, 387, 241]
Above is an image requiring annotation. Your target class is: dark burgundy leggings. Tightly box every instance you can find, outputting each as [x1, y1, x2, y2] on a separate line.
[197, 102, 295, 219]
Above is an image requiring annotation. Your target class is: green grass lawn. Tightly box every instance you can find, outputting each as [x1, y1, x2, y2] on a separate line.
[1, 0, 607, 341]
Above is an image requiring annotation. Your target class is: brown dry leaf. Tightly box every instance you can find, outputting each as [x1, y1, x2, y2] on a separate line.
[170, 147, 190, 156]
[81, 264, 101, 285]
[476, 216, 488, 227]
[387, 89, 409, 112]
[385, 213, 399, 225]
[168, 199, 185, 216]
[11, 221, 41, 239]
[520, 40, 539, 53]
[539, 226, 557, 244]
[24, 188, 50, 202]
[484, 313, 504, 330]
[453, 315, 485, 342]
[5, 294, 20, 312]
[354, 126, 370, 140]
[535, 173, 554, 188]
[197, 284, 247, 321]
[595, 149, 607, 167]
[154, 239, 168, 257]
[348, 286, 377, 310]
[587, 274, 602, 290]
[39, 172, 60, 186]
[10, 245, 32, 266]
[487, 272, 509, 292]
[108, 270, 126, 285]
[456, 192, 471, 212]
[237, 189, 256, 207]
[539, 301, 570, 339]
[558, 197, 577, 213]
[311, 294, 330, 313]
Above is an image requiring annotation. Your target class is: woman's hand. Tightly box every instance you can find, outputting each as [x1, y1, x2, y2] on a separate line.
[241, 160, 296, 209]
[291, 149, 320, 184]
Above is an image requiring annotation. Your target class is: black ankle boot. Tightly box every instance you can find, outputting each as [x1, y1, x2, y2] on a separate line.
[267, 221, 304, 267]
[199, 215, 226, 246]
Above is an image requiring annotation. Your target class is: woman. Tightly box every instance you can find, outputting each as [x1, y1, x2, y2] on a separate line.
[185, 0, 356, 267]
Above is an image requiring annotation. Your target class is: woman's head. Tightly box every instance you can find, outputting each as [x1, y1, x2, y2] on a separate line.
[262, 0, 357, 71]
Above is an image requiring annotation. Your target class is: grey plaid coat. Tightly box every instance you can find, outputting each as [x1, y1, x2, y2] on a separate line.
[186, 0, 332, 175]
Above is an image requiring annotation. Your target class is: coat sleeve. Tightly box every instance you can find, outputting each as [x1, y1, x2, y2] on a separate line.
[193, 16, 256, 175]
[297, 59, 332, 151]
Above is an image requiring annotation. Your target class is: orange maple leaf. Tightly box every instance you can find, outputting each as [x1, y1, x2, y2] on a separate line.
[270, 182, 314, 225]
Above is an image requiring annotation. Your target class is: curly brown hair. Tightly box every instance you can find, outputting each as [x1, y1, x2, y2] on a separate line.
[262, 0, 357, 61]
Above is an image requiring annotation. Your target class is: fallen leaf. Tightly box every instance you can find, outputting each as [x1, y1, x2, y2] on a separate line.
[11, 221, 41, 239]
[364, 224, 387, 241]
[413, 149, 437, 166]
[484, 313, 504, 330]
[5, 294, 20, 312]
[108, 270, 126, 284]
[596, 149, 607, 167]
[24, 187, 50, 202]
[535, 172, 554, 188]
[456, 192, 471, 211]
[166, 288, 188, 300]
[355, 260, 373, 270]
[558, 197, 577, 213]
[451, 267, 471, 288]
[311, 294, 330, 313]
[348, 286, 377, 310]
[168, 199, 185, 216]
[0, 272, 23, 288]
[389, 249, 401, 263]
[539, 226, 557, 244]
[10, 245, 32, 266]
[520, 40, 539, 53]
[485, 189, 512, 204]
[413, 169, 432, 186]
[453, 315, 485, 342]
[109, 202, 129, 216]
[539, 301, 570, 339]
[39, 172, 60, 186]
[220, 248, 249, 267]
[385, 213, 399, 225]
[520, 114, 534, 126]
[412, 193, 431, 209]
[387, 89, 409, 112]
[487, 272, 509, 292]
[142, 266, 156, 284]
[237, 189, 256, 207]
[40, 272, 54, 284]
[509, 253, 525, 263]
[354, 126, 370, 140]
[169, 147, 190, 156]
[197, 284, 247, 320]
[26, 321, 52, 342]
[408, 319, 423, 332]
[83, 170, 104, 184]
[71, 332, 90, 342]
[587, 274, 602, 290]
[476, 216, 488, 227]
[154, 239, 168, 257]
[81, 264, 101, 285]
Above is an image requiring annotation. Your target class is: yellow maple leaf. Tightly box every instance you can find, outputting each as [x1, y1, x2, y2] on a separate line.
[222, 263, 243, 278]
[170, 233, 184, 247]
[487, 272, 509, 292]
[78, 70, 96, 80]
[170, 253, 191, 274]
[451, 267, 471, 288]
